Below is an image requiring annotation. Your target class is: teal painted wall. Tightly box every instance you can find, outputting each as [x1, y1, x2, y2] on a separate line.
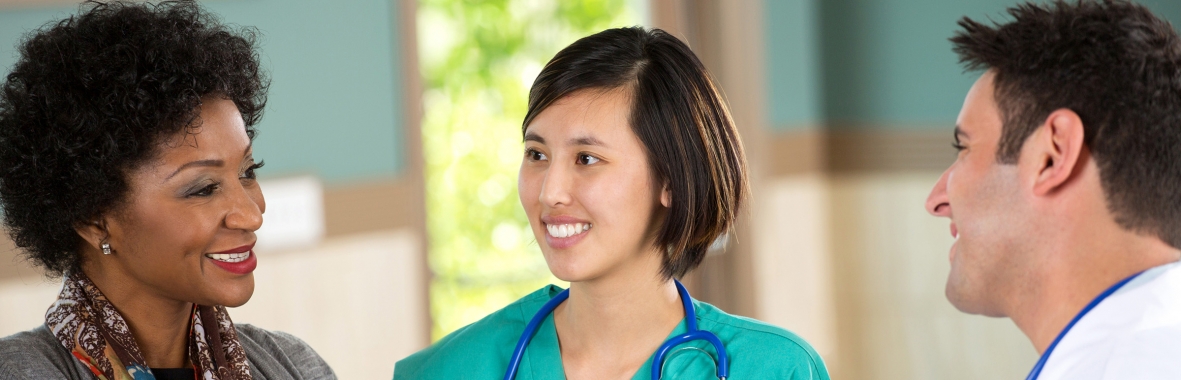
[0, 0, 405, 184]
[765, 0, 821, 127]
[765, 0, 1181, 130]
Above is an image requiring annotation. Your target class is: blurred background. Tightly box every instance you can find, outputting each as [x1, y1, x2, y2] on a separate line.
[2, 0, 1181, 379]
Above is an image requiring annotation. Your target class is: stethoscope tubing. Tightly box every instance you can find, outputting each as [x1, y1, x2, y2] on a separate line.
[503, 288, 569, 380]
[650, 330, 728, 379]
[1024, 271, 1144, 380]
[653, 279, 729, 379]
[502, 280, 729, 380]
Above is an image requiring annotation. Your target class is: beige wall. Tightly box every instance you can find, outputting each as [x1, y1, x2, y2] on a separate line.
[752, 174, 837, 359]
[0, 275, 62, 336]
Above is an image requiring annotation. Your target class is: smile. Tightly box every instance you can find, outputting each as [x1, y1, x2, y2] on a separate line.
[204, 243, 258, 275]
[546, 223, 591, 238]
[205, 251, 252, 263]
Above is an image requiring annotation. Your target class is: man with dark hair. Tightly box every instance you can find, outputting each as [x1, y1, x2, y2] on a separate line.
[925, 0, 1181, 378]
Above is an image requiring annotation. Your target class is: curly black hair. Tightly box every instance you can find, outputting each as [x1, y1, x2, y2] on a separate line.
[0, 0, 267, 277]
[952, 0, 1181, 248]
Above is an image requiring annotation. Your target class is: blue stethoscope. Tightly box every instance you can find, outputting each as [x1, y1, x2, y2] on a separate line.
[1024, 271, 1144, 380]
[502, 279, 730, 380]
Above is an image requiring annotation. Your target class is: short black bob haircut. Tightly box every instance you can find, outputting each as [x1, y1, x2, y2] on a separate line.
[0, 0, 267, 277]
[952, 0, 1181, 248]
[524, 27, 749, 279]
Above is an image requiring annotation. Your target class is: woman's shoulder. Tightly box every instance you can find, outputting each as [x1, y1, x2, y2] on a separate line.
[0, 325, 92, 379]
[393, 285, 564, 379]
[693, 300, 830, 379]
[0, 324, 337, 380]
[234, 323, 337, 379]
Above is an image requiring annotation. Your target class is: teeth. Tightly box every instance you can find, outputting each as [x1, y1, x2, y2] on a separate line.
[206, 251, 251, 263]
[546, 223, 591, 238]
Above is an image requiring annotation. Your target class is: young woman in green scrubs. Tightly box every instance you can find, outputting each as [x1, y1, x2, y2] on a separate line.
[395, 27, 830, 380]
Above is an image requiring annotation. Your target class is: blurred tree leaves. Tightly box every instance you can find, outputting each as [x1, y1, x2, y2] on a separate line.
[417, 0, 638, 340]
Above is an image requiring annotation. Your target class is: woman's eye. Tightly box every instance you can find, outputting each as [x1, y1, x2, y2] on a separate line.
[190, 183, 219, 197]
[951, 142, 967, 152]
[241, 160, 265, 180]
[577, 154, 600, 165]
[526, 149, 547, 161]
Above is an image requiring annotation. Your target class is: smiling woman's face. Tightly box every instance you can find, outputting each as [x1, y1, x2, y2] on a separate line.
[92, 97, 266, 307]
[518, 89, 670, 283]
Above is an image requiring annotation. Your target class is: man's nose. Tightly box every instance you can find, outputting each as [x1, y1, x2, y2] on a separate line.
[926, 167, 952, 217]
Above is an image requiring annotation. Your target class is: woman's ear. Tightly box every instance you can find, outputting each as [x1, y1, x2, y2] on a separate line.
[74, 218, 109, 252]
[660, 183, 672, 208]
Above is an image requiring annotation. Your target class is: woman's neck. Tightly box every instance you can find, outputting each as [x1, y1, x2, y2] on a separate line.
[553, 253, 684, 379]
[83, 263, 193, 368]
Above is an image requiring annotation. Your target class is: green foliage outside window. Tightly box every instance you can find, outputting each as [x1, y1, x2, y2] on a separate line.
[417, 0, 641, 340]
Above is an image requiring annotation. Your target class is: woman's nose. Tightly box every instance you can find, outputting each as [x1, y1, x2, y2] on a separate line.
[225, 182, 265, 231]
[539, 164, 573, 207]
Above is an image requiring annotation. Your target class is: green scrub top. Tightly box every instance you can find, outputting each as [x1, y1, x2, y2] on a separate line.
[394, 285, 830, 380]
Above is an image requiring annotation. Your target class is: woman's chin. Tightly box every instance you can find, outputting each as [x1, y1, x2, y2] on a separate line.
[545, 261, 604, 284]
[543, 247, 598, 282]
[546, 266, 576, 283]
[222, 293, 253, 308]
[207, 276, 255, 307]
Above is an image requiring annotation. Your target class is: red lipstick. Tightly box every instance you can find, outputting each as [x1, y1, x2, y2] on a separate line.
[205, 243, 257, 275]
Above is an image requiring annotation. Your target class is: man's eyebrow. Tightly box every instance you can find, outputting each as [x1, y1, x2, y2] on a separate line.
[165, 159, 224, 181]
[524, 132, 544, 144]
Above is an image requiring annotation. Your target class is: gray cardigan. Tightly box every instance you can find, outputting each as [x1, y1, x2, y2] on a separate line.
[0, 324, 336, 379]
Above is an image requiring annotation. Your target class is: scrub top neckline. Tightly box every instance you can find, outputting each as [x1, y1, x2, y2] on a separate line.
[520, 289, 693, 380]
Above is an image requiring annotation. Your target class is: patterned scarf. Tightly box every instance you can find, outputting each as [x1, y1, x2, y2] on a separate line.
[45, 272, 253, 380]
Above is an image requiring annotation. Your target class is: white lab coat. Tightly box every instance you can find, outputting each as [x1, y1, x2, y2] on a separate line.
[1039, 261, 1181, 379]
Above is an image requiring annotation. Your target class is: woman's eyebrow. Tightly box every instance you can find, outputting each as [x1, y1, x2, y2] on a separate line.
[523, 132, 608, 147]
[165, 159, 224, 181]
[164, 144, 254, 181]
[569, 135, 607, 147]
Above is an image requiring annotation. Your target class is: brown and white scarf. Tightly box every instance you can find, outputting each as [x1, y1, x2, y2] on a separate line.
[45, 271, 252, 380]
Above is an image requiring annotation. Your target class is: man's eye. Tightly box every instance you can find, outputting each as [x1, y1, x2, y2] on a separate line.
[577, 154, 600, 165]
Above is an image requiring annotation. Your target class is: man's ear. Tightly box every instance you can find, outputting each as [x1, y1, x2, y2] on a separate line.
[74, 217, 109, 252]
[1028, 108, 1086, 196]
[660, 182, 672, 208]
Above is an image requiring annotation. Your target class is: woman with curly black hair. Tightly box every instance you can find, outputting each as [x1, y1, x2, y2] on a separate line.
[0, 1, 335, 379]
